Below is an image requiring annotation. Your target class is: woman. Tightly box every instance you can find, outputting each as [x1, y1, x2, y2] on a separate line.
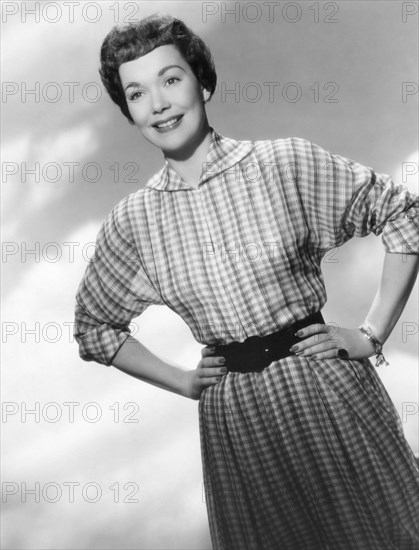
[74, 14, 419, 550]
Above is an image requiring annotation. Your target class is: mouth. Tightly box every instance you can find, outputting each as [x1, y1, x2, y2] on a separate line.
[152, 115, 183, 130]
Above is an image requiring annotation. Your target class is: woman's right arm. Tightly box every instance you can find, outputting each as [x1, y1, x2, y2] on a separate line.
[112, 335, 226, 400]
[74, 197, 226, 400]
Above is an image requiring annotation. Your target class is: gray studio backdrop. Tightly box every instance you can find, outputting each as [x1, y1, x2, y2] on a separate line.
[2, 1, 418, 549]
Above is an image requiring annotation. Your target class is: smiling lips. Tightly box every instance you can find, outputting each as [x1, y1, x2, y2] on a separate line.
[153, 115, 183, 129]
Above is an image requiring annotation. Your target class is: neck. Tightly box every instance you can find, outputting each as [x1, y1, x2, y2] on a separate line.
[164, 122, 212, 188]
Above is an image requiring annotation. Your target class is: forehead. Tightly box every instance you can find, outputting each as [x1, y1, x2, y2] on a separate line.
[118, 44, 190, 83]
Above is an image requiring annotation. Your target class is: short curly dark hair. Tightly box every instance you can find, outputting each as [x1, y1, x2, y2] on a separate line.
[99, 13, 217, 124]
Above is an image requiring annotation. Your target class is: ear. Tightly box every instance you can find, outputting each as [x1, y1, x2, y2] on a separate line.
[202, 88, 210, 103]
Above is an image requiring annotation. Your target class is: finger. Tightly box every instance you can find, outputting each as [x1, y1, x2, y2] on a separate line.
[200, 364, 228, 378]
[290, 333, 337, 353]
[201, 346, 216, 358]
[295, 323, 330, 338]
[290, 331, 340, 352]
[201, 375, 224, 387]
[310, 348, 348, 360]
[294, 340, 340, 356]
[200, 356, 226, 368]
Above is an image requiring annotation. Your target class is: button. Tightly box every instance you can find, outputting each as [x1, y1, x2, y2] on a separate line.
[264, 348, 270, 353]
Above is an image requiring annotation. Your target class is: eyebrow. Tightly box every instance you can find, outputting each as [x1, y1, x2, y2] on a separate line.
[123, 65, 186, 92]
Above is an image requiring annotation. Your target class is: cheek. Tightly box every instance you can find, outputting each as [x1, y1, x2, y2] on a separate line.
[128, 104, 148, 126]
[179, 81, 203, 107]
[192, 88, 204, 106]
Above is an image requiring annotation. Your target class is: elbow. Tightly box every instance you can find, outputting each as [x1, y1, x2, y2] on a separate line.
[74, 327, 130, 367]
[73, 302, 132, 367]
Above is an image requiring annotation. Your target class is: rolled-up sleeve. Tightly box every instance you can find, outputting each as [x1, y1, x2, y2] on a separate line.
[74, 197, 162, 366]
[293, 138, 418, 255]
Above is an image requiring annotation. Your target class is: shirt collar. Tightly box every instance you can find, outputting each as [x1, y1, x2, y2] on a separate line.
[146, 127, 253, 191]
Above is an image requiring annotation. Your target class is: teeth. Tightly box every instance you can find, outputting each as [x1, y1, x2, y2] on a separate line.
[156, 116, 180, 129]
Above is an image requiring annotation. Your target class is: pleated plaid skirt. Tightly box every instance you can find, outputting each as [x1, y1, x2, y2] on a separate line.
[198, 354, 419, 550]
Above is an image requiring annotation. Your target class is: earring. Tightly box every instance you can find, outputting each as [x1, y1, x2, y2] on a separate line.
[203, 90, 210, 103]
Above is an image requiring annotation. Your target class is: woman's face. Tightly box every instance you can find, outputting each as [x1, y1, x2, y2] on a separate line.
[119, 44, 209, 157]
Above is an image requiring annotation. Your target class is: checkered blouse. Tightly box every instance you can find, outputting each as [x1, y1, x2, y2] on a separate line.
[74, 128, 418, 366]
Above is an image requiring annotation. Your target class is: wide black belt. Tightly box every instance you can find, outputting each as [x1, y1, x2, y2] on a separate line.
[213, 311, 325, 373]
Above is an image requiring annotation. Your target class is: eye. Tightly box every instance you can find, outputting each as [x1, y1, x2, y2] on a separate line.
[128, 90, 143, 102]
[165, 76, 180, 86]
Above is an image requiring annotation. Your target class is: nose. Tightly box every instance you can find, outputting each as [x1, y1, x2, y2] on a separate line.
[151, 89, 170, 114]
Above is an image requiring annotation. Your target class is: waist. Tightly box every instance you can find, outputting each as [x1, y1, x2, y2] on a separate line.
[213, 311, 325, 373]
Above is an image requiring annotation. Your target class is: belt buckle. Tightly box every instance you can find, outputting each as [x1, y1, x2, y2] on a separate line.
[246, 334, 274, 357]
[243, 334, 272, 372]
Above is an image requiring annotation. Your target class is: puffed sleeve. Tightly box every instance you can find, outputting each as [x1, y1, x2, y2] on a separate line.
[292, 138, 418, 255]
[74, 196, 163, 366]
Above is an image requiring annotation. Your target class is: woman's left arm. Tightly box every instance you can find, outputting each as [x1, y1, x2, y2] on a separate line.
[292, 252, 419, 361]
[289, 139, 418, 363]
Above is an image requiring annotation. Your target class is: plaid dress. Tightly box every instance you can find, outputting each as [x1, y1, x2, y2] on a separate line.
[74, 128, 419, 549]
